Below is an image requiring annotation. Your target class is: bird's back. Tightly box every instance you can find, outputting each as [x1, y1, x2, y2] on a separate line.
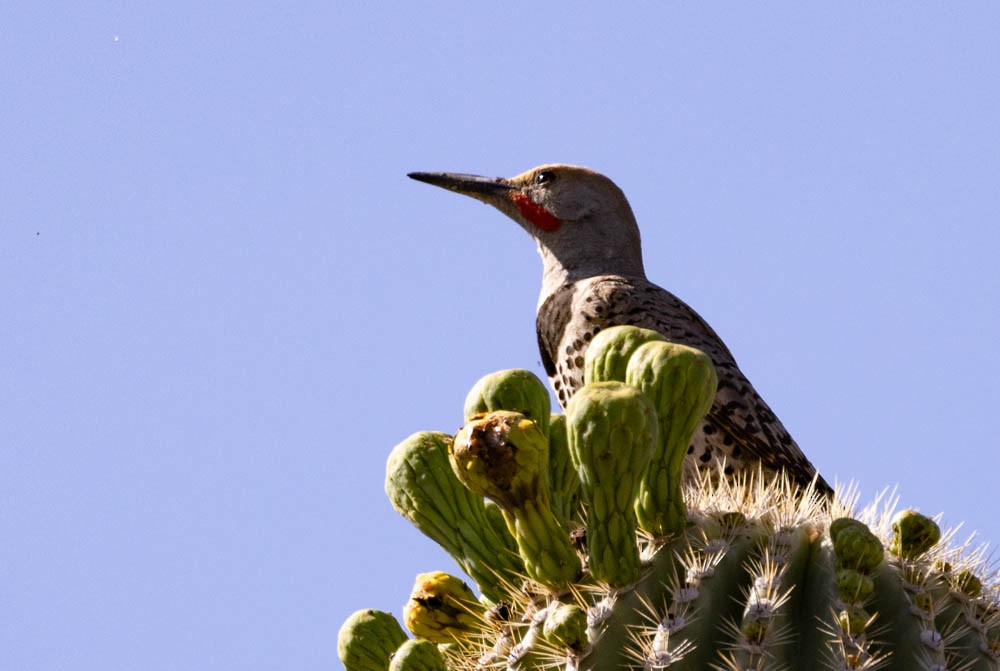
[536, 275, 831, 495]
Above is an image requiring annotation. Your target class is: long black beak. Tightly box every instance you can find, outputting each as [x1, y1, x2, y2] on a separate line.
[407, 171, 514, 199]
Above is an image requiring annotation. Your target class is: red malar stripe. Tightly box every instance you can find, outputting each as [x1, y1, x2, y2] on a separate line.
[511, 193, 562, 232]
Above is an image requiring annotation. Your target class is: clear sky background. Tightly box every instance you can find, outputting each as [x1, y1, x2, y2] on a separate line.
[3, 4, 998, 670]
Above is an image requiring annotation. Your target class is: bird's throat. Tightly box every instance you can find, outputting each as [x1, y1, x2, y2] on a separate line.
[511, 193, 562, 232]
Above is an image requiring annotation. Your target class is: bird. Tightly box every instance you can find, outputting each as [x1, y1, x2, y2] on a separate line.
[408, 164, 832, 496]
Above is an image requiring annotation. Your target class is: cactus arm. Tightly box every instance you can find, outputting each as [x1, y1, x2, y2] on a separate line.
[625, 341, 718, 537]
[385, 432, 523, 601]
[545, 413, 580, 526]
[565, 381, 657, 587]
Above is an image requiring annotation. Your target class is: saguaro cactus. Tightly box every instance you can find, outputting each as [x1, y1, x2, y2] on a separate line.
[341, 350, 999, 671]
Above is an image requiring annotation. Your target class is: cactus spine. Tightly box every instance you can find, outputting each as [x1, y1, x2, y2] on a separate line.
[341, 328, 999, 671]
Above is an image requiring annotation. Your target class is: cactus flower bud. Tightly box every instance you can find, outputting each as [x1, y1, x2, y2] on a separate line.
[403, 571, 483, 644]
[836, 568, 876, 603]
[838, 605, 872, 637]
[338, 609, 409, 671]
[451, 411, 581, 588]
[832, 520, 884, 572]
[890, 509, 941, 559]
[951, 569, 983, 598]
[543, 602, 589, 652]
[584, 325, 666, 385]
[829, 517, 867, 542]
[388, 638, 448, 671]
[464, 369, 551, 436]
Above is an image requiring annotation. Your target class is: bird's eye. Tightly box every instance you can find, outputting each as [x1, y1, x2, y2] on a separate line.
[535, 170, 556, 186]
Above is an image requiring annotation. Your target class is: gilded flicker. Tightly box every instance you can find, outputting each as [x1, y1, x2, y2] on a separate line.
[408, 164, 832, 496]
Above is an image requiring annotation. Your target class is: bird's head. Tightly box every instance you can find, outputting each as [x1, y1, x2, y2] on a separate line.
[408, 164, 646, 284]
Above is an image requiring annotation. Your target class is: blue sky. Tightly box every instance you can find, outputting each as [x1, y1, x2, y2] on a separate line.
[3, 4, 998, 669]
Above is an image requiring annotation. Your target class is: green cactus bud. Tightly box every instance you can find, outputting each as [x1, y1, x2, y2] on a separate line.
[951, 569, 983, 598]
[387, 639, 448, 671]
[338, 609, 409, 671]
[836, 568, 876, 603]
[838, 605, 872, 637]
[829, 517, 867, 543]
[741, 610, 771, 645]
[464, 369, 551, 435]
[890, 509, 941, 559]
[913, 589, 935, 612]
[566, 381, 657, 586]
[832, 520, 884, 572]
[403, 571, 483, 644]
[625, 341, 717, 537]
[583, 325, 666, 384]
[543, 602, 589, 652]
[451, 411, 581, 588]
[546, 413, 580, 525]
[385, 432, 522, 602]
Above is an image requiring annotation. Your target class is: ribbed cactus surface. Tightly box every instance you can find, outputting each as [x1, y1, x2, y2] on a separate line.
[339, 327, 999, 671]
